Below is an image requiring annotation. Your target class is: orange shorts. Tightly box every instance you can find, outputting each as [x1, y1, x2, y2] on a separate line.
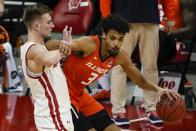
[70, 90, 104, 117]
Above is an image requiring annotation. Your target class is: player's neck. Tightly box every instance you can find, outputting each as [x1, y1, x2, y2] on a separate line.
[100, 37, 110, 61]
[28, 31, 45, 45]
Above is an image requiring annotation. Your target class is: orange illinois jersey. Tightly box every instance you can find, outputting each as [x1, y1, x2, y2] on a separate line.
[62, 35, 116, 116]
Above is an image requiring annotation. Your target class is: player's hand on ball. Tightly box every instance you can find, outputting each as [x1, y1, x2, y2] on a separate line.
[159, 88, 180, 100]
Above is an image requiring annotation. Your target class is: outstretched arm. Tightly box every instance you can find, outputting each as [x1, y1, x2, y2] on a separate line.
[116, 50, 180, 99]
[45, 26, 83, 52]
[46, 26, 97, 55]
[116, 50, 159, 92]
[45, 37, 95, 53]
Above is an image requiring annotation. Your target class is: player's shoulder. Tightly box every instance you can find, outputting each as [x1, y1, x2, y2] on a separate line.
[29, 44, 45, 52]
[27, 44, 46, 57]
[75, 36, 95, 43]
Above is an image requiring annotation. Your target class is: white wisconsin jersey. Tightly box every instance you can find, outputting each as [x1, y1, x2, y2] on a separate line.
[20, 42, 71, 117]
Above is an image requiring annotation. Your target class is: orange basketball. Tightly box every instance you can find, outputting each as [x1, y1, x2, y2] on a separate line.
[156, 94, 186, 122]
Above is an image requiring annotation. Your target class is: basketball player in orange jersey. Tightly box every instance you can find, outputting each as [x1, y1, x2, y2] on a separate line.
[46, 15, 180, 131]
[21, 4, 74, 131]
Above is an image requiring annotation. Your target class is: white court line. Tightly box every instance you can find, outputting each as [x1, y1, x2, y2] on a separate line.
[129, 117, 147, 123]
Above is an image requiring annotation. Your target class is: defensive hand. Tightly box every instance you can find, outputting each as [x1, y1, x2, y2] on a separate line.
[63, 25, 72, 44]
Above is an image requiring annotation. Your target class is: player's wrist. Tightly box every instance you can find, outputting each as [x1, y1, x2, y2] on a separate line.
[157, 87, 165, 94]
[60, 53, 67, 59]
[61, 40, 70, 45]
[57, 49, 66, 59]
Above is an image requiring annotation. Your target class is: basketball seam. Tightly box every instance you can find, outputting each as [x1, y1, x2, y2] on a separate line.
[163, 97, 169, 121]
[166, 98, 182, 121]
[156, 103, 161, 120]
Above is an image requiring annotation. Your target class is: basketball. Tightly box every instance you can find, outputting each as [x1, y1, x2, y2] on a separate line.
[156, 94, 186, 122]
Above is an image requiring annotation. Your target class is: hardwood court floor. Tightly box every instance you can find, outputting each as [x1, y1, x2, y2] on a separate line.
[0, 94, 196, 131]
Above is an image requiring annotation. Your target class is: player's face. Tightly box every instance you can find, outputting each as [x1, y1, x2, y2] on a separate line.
[104, 30, 125, 56]
[36, 13, 54, 39]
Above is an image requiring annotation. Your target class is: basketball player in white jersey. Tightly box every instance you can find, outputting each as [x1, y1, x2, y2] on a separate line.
[20, 3, 74, 131]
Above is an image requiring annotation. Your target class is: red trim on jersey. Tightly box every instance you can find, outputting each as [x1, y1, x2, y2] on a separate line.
[25, 44, 41, 79]
[38, 77, 61, 130]
[42, 72, 67, 131]
[39, 73, 67, 131]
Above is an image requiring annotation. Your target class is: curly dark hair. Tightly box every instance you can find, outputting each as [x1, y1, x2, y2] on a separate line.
[94, 14, 129, 35]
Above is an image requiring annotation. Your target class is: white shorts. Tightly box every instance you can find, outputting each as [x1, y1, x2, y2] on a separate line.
[35, 111, 74, 131]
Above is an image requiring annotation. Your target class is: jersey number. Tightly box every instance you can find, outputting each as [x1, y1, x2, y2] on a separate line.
[81, 72, 98, 85]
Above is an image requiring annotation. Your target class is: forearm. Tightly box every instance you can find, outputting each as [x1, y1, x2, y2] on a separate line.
[138, 78, 161, 92]
[123, 64, 161, 92]
[38, 50, 62, 67]
[45, 39, 61, 51]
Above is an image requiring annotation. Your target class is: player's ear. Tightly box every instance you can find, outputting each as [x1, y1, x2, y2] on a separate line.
[32, 21, 40, 31]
